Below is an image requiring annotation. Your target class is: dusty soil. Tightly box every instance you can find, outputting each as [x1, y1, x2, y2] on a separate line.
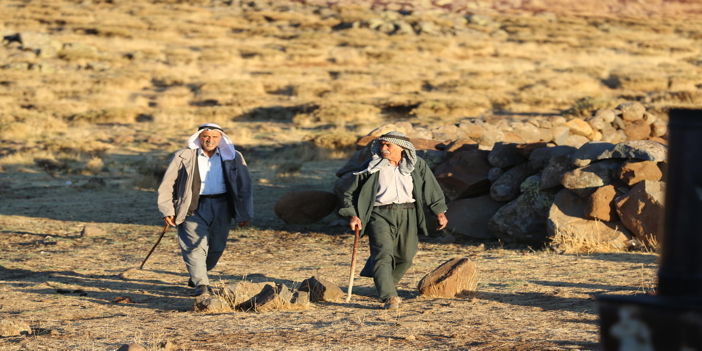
[0, 158, 658, 351]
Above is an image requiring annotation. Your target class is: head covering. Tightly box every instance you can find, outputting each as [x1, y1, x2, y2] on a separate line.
[355, 131, 417, 176]
[186, 123, 236, 161]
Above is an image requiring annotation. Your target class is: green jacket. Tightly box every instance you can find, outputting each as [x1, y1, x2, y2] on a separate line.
[339, 157, 448, 236]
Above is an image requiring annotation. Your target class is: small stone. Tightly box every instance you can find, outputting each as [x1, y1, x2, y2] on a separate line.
[113, 296, 133, 303]
[81, 225, 106, 237]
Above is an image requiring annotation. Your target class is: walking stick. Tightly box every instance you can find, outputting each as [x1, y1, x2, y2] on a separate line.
[346, 226, 361, 303]
[140, 223, 170, 269]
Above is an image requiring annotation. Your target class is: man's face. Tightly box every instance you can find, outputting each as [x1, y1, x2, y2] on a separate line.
[199, 130, 222, 153]
[379, 140, 403, 162]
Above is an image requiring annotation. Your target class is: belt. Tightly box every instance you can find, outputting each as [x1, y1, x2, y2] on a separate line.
[199, 193, 226, 199]
[375, 203, 415, 210]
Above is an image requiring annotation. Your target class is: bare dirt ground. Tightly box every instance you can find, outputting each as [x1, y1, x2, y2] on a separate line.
[0, 158, 658, 351]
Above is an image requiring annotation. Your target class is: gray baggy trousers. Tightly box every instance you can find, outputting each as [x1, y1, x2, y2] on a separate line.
[177, 196, 231, 286]
[366, 206, 418, 300]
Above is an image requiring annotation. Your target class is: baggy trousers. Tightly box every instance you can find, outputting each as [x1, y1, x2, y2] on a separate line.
[177, 196, 231, 286]
[367, 206, 418, 300]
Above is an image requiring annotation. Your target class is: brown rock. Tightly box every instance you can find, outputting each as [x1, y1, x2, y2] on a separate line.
[552, 126, 570, 146]
[434, 150, 492, 201]
[564, 118, 594, 138]
[417, 258, 478, 298]
[584, 185, 620, 222]
[651, 120, 668, 137]
[623, 120, 651, 141]
[252, 284, 294, 312]
[298, 276, 344, 302]
[617, 160, 663, 186]
[547, 189, 635, 251]
[615, 180, 665, 247]
[81, 225, 106, 237]
[274, 190, 338, 225]
[594, 109, 617, 123]
[458, 119, 484, 139]
[227, 282, 275, 310]
[502, 131, 526, 143]
[112, 296, 133, 304]
[617, 102, 646, 121]
[512, 122, 542, 143]
[563, 135, 590, 148]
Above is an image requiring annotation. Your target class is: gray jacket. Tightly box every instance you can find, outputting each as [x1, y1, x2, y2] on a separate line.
[157, 148, 254, 225]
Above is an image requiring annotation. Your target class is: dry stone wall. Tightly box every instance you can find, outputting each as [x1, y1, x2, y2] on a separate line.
[333, 102, 668, 250]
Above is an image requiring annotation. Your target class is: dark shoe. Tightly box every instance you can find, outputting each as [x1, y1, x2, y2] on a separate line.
[192, 285, 210, 297]
[382, 296, 400, 310]
[187, 278, 195, 288]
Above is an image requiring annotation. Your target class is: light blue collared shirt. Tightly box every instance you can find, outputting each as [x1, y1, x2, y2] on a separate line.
[198, 148, 227, 195]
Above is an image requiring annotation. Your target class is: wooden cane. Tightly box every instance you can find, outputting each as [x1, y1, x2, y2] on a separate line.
[346, 226, 361, 303]
[140, 223, 170, 269]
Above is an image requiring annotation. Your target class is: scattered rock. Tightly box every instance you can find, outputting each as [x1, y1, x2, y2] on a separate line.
[572, 141, 615, 167]
[0, 319, 31, 337]
[112, 296, 133, 304]
[561, 159, 623, 198]
[488, 142, 527, 168]
[490, 162, 536, 202]
[417, 258, 478, 297]
[116, 344, 147, 351]
[298, 276, 344, 302]
[193, 295, 231, 313]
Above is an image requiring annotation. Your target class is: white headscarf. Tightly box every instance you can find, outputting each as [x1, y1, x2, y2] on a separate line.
[186, 123, 236, 161]
[355, 131, 417, 176]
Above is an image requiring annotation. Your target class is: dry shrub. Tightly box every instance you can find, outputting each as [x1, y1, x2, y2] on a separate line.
[549, 224, 632, 254]
[562, 96, 617, 118]
[164, 48, 199, 65]
[375, 79, 423, 94]
[329, 80, 381, 98]
[309, 132, 357, 150]
[238, 46, 285, 61]
[327, 47, 366, 65]
[58, 43, 99, 62]
[274, 141, 353, 162]
[154, 86, 193, 109]
[86, 157, 104, 174]
[46, 140, 113, 158]
[132, 156, 170, 190]
[312, 102, 380, 124]
[411, 97, 491, 119]
[608, 69, 670, 91]
[92, 25, 133, 38]
[69, 107, 139, 125]
[197, 80, 265, 97]
[0, 112, 68, 140]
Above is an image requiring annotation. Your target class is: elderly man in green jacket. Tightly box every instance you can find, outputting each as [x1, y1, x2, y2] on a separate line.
[339, 131, 448, 310]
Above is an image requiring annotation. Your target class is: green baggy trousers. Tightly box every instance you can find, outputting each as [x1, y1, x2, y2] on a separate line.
[365, 206, 418, 300]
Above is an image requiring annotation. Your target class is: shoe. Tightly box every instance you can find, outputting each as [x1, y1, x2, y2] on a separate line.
[382, 296, 401, 310]
[192, 285, 210, 297]
[187, 278, 195, 288]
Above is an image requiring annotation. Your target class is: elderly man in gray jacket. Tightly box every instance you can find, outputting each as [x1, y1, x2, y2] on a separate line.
[157, 123, 254, 296]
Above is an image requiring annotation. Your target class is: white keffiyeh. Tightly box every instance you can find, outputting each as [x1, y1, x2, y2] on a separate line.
[186, 123, 236, 161]
[355, 131, 417, 176]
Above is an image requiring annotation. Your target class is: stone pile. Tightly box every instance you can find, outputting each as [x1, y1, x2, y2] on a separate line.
[194, 276, 343, 313]
[332, 102, 668, 251]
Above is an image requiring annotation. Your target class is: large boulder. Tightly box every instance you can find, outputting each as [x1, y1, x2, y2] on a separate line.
[547, 189, 635, 251]
[274, 190, 338, 224]
[444, 195, 505, 239]
[540, 153, 576, 190]
[528, 145, 577, 171]
[490, 162, 537, 202]
[488, 175, 558, 244]
[561, 159, 623, 198]
[488, 142, 526, 168]
[417, 258, 478, 298]
[615, 180, 665, 247]
[572, 141, 616, 167]
[434, 150, 493, 201]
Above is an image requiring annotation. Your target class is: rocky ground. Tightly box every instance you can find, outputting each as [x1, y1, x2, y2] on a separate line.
[0, 159, 658, 351]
